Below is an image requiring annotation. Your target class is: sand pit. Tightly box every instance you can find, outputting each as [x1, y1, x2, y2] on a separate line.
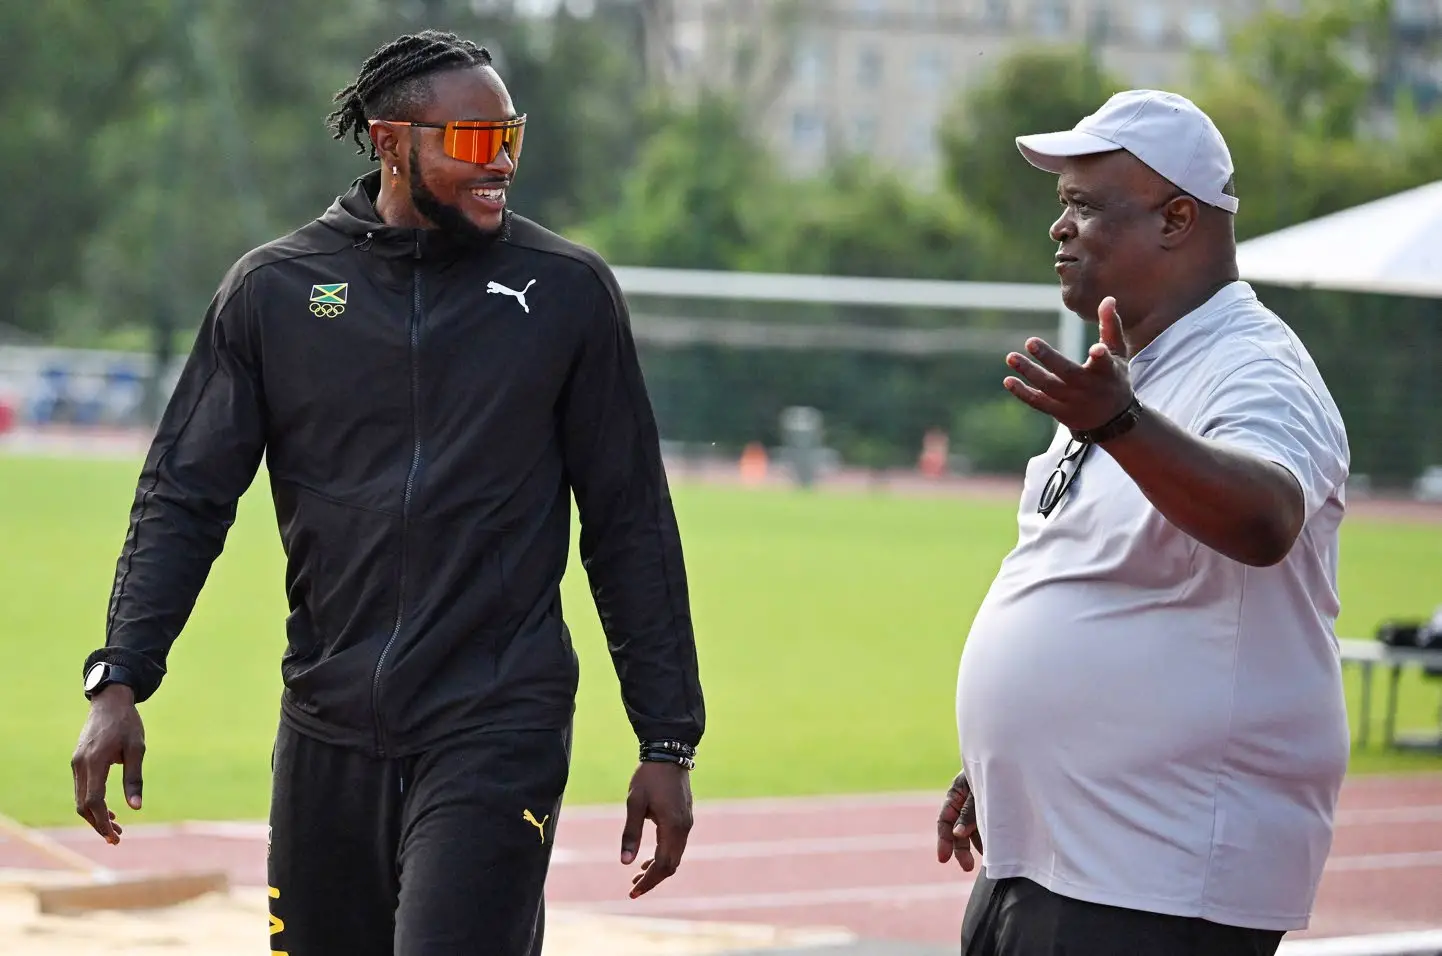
[0, 876, 853, 955]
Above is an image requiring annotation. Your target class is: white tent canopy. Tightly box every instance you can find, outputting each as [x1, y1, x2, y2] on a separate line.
[1236, 179, 1442, 299]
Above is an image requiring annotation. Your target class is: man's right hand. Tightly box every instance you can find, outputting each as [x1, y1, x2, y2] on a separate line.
[936, 770, 984, 872]
[70, 684, 146, 845]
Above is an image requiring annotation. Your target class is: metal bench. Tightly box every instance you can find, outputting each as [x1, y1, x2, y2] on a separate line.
[1338, 638, 1442, 751]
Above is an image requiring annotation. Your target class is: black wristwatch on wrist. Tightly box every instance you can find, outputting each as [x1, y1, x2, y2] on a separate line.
[1070, 396, 1143, 445]
[83, 661, 135, 701]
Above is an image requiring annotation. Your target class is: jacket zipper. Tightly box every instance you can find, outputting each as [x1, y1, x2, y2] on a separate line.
[371, 238, 425, 757]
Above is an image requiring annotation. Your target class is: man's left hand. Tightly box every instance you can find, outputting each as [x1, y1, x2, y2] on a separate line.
[937, 771, 983, 872]
[619, 761, 694, 899]
[1004, 295, 1134, 432]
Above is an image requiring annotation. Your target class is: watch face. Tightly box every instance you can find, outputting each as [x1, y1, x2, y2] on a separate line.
[84, 662, 108, 692]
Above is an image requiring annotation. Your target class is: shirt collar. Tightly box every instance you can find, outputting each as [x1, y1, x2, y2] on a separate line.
[1127, 280, 1255, 382]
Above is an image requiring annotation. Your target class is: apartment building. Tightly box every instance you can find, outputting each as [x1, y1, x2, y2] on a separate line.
[653, 0, 1441, 180]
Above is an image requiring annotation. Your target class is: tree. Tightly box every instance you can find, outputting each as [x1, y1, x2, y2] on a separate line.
[465, 2, 651, 228]
[0, 0, 172, 337]
[755, 162, 1001, 281]
[10, 0, 654, 346]
[935, 46, 1127, 283]
[1184, 0, 1428, 240]
[572, 92, 785, 270]
[1217, 0, 1392, 142]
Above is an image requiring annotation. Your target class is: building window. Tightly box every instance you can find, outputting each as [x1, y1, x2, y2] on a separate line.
[793, 38, 826, 92]
[852, 114, 879, 151]
[855, 0, 885, 22]
[1087, 2, 1113, 43]
[792, 109, 825, 152]
[1133, 4, 1169, 44]
[914, 49, 945, 92]
[907, 116, 935, 156]
[857, 44, 884, 89]
[1394, 0, 1440, 26]
[1033, 0, 1069, 36]
[1184, 7, 1223, 50]
[673, 19, 705, 74]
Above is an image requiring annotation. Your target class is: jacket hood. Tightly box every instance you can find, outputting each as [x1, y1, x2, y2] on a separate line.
[318, 169, 510, 261]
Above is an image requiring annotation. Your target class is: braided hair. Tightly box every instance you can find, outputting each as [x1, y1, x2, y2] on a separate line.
[327, 30, 493, 160]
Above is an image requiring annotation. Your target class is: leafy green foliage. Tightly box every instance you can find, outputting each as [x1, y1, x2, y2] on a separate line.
[575, 93, 785, 270]
[6, 0, 1442, 476]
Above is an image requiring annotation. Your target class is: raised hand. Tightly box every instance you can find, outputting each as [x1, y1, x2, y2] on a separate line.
[1003, 296, 1134, 433]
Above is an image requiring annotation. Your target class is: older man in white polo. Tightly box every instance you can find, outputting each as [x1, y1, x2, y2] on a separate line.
[937, 90, 1352, 955]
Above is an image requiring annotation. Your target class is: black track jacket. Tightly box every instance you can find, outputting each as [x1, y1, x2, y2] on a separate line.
[84, 170, 705, 757]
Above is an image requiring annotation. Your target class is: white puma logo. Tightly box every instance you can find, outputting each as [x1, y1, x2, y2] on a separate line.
[487, 278, 536, 313]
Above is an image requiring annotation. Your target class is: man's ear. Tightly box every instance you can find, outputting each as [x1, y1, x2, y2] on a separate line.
[1158, 195, 1199, 249]
[369, 121, 405, 168]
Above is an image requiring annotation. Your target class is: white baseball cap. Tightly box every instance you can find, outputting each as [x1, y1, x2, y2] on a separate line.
[1015, 89, 1239, 214]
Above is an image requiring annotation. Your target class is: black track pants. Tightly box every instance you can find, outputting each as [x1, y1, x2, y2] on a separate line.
[266, 720, 571, 956]
[961, 872, 1286, 956]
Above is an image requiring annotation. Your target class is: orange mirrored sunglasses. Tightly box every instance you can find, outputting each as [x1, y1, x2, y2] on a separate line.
[372, 116, 526, 165]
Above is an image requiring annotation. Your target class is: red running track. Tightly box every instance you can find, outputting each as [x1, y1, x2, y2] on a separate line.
[3, 774, 1440, 946]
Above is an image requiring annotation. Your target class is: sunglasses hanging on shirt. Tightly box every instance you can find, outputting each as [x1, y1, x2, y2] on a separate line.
[1037, 439, 1094, 517]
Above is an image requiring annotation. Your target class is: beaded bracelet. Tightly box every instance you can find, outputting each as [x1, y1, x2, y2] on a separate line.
[640, 739, 697, 770]
[640, 739, 697, 757]
[641, 750, 696, 770]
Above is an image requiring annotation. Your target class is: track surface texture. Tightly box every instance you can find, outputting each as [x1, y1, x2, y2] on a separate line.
[2, 774, 1439, 950]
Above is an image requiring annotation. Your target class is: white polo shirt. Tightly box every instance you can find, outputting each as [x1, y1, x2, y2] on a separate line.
[955, 281, 1351, 932]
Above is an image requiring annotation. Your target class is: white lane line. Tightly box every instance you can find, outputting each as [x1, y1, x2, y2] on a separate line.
[1324, 850, 1442, 872]
[570, 879, 975, 915]
[552, 832, 924, 865]
[177, 821, 270, 840]
[1334, 805, 1442, 826]
[560, 786, 1442, 822]
[552, 839, 1442, 870]
[556, 791, 944, 820]
[1279, 929, 1442, 955]
[555, 851, 1442, 916]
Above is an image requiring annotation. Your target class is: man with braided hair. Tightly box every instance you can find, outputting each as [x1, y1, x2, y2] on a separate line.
[68, 29, 704, 955]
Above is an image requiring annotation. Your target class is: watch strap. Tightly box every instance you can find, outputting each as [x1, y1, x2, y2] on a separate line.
[81, 648, 162, 703]
[84, 661, 136, 700]
[1070, 397, 1143, 445]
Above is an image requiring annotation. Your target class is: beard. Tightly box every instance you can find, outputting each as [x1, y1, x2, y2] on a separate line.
[408, 141, 507, 243]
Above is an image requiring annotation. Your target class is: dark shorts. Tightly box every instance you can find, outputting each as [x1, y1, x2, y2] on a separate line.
[266, 719, 571, 956]
[961, 871, 1286, 956]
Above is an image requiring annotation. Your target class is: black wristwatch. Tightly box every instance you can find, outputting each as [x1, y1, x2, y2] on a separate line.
[83, 661, 135, 701]
[1070, 396, 1143, 445]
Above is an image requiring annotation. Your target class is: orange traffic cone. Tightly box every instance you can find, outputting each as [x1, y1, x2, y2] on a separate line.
[919, 428, 948, 479]
[739, 442, 769, 486]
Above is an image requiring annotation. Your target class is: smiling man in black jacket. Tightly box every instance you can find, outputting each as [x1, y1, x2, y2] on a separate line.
[68, 29, 704, 956]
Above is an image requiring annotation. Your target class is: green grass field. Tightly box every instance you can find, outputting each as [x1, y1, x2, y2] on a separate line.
[5, 453, 1441, 828]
